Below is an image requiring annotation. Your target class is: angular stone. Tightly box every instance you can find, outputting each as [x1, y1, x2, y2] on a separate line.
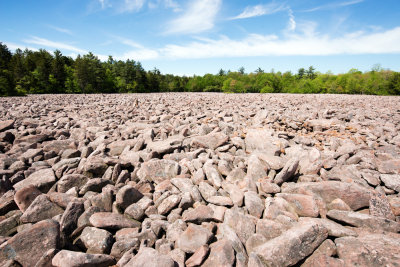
[147, 136, 183, 154]
[244, 191, 264, 218]
[89, 212, 141, 230]
[183, 205, 215, 223]
[125, 247, 175, 267]
[251, 220, 328, 267]
[79, 227, 114, 254]
[256, 219, 287, 240]
[0, 191, 17, 216]
[20, 194, 64, 223]
[48, 192, 77, 208]
[116, 185, 143, 210]
[335, 234, 400, 267]
[57, 174, 89, 193]
[79, 178, 112, 195]
[276, 193, 319, 217]
[176, 224, 213, 253]
[224, 207, 255, 245]
[326, 198, 351, 211]
[185, 244, 209, 267]
[282, 181, 371, 210]
[14, 185, 42, 212]
[137, 159, 180, 184]
[52, 250, 115, 267]
[13, 168, 56, 193]
[327, 209, 400, 233]
[202, 239, 235, 267]
[0, 120, 14, 132]
[245, 129, 281, 155]
[191, 132, 228, 150]
[246, 154, 268, 183]
[369, 192, 396, 221]
[110, 239, 139, 260]
[380, 174, 400, 192]
[60, 200, 84, 237]
[0, 211, 22, 236]
[158, 194, 181, 215]
[0, 220, 60, 267]
[203, 161, 223, 188]
[298, 217, 357, 237]
[274, 158, 299, 185]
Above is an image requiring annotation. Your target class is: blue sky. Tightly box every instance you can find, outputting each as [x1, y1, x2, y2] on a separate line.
[1, 0, 400, 75]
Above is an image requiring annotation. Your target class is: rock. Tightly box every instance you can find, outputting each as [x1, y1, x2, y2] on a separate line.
[14, 186, 42, 212]
[20, 194, 64, 223]
[77, 207, 102, 228]
[273, 158, 299, 185]
[137, 159, 180, 184]
[380, 174, 400, 192]
[276, 193, 319, 217]
[110, 239, 139, 260]
[107, 139, 137, 156]
[191, 132, 228, 150]
[256, 219, 287, 240]
[326, 198, 351, 211]
[218, 223, 248, 266]
[79, 227, 114, 254]
[82, 157, 108, 177]
[89, 212, 141, 230]
[35, 248, 59, 267]
[116, 185, 143, 210]
[13, 168, 57, 193]
[0, 191, 17, 216]
[335, 234, 400, 267]
[79, 178, 112, 195]
[0, 220, 60, 267]
[171, 178, 202, 203]
[369, 192, 396, 220]
[251, 220, 328, 267]
[48, 192, 77, 208]
[183, 205, 215, 223]
[246, 154, 268, 183]
[282, 181, 371, 210]
[125, 247, 175, 267]
[246, 234, 267, 254]
[244, 191, 264, 218]
[299, 217, 357, 237]
[176, 224, 213, 253]
[60, 200, 84, 237]
[202, 239, 235, 267]
[51, 250, 116, 267]
[0, 120, 14, 132]
[57, 174, 89, 193]
[198, 181, 217, 200]
[0, 210, 22, 236]
[327, 209, 400, 233]
[224, 207, 255, 245]
[256, 153, 285, 170]
[185, 244, 209, 267]
[377, 159, 400, 174]
[147, 136, 183, 154]
[245, 128, 281, 155]
[158, 194, 181, 215]
[203, 161, 223, 188]
[14, 134, 48, 145]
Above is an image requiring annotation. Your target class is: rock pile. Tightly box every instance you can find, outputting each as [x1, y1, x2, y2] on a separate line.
[0, 93, 400, 267]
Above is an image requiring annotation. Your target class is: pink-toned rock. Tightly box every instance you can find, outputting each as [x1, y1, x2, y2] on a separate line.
[89, 212, 141, 230]
[0, 219, 60, 266]
[185, 244, 209, 267]
[14, 185, 42, 212]
[276, 193, 319, 217]
[191, 132, 228, 150]
[251, 220, 328, 266]
[326, 198, 351, 211]
[176, 224, 213, 253]
[0, 120, 14, 132]
[282, 181, 371, 210]
[202, 239, 235, 267]
[52, 250, 115, 267]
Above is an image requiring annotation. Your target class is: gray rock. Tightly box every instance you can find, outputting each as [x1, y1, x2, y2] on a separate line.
[52, 250, 115, 267]
[79, 226, 114, 254]
[20, 194, 64, 223]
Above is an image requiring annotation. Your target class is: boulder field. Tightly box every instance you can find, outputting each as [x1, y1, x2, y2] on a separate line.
[0, 93, 400, 267]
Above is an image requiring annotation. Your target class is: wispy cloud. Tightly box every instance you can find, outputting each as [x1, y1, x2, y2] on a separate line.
[47, 25, 73, 35]
[165, 0, 222, 34]
[157, 26, 400, 59]
[303, 0, 364, 12]
[23, 36, 87, 54]
[287, 9, 296, 31]
[4, 42, 38, 52]
[121, 0, 146, 13]
[231, 2, 288, 20]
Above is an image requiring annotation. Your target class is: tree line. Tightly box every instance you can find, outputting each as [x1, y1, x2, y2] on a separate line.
[1, 42, 399, 96]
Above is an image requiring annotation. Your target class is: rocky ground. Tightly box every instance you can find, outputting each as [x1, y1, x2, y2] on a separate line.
[0, 93, 400, 267]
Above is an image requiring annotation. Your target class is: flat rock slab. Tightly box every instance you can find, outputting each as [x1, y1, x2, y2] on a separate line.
[327, 209, 400, 233]
[282, 181, 372, 210]
[136, 159, 180, 184]
[335, 234, 400, 266]
[13, 168, 56, 193]
[251, 220, 328, 267]
[89, 212, 141, 230]
[52, 250, 116, 267]
[0, 219, 60, 266]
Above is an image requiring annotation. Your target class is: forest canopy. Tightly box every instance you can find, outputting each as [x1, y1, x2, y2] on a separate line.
[1, 42, 399, 96]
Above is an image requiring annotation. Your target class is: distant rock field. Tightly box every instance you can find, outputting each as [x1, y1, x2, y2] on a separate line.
[1, 93, 400, 267]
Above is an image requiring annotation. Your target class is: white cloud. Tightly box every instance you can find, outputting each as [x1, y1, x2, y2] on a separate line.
[165, 0, 222, 34]
[303, 0, 364, 12]
[120, 0, 146, 12]
[157, 26, 400, 59]
[231, 3, 288, 20]
[47, 25, 73, 35]
[4, 42, 38, 52]
[287, 9, 296, 31]
[23, 36, 87, 54]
